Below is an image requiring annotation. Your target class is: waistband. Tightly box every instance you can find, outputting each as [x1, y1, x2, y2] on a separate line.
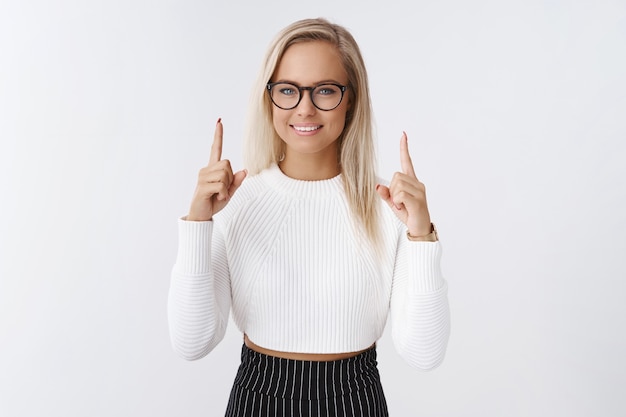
[232, 343, 382, 401]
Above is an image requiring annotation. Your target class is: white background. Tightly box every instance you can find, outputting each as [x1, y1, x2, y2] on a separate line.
[1, 0, 625, 416]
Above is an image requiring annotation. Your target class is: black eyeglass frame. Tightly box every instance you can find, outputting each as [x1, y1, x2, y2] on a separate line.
[266, 82, 348, 111]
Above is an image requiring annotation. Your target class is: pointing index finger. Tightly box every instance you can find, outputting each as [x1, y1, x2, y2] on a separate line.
[209, 118, 223, 165]
[400, 131, 416, 177]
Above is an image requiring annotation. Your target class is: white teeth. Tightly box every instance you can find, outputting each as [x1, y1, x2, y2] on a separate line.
[293, 125, 321, 132]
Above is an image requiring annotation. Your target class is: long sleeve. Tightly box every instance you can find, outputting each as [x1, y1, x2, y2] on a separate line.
[389, 237, 450, 370]
[168, 219, 231, 360]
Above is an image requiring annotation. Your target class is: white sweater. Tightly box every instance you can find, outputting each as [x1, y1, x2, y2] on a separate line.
[169, 164, 450, 370]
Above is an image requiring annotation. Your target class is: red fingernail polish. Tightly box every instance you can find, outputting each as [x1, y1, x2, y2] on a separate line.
[217, 117, 221, 124]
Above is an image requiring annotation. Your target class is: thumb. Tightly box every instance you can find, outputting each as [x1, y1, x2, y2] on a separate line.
[376, 184, 393, 208]
[228, 169, 248, 196]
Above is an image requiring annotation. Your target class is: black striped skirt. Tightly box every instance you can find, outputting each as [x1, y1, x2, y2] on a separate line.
[225, 344, 389, 417]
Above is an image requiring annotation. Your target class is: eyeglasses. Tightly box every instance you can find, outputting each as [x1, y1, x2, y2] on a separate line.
[267, 82, 347, 111]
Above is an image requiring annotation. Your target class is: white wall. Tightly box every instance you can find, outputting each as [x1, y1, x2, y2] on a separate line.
[1, 0, 625, 416]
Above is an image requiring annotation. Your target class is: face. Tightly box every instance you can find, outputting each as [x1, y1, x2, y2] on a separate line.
[270, 41, 350, 161]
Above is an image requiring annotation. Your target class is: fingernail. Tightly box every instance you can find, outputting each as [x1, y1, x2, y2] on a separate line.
[375, 184, 380, 191]
[217, 117, 222, 125]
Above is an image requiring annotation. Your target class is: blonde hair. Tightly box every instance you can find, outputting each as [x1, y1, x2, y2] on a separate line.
[243, 18, 381, 248]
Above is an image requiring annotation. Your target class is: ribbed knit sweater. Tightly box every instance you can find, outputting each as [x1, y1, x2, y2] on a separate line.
[169, 164, 450, 370]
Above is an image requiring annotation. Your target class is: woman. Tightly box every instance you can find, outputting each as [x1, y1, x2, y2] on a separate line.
[169, 18, 450, 417]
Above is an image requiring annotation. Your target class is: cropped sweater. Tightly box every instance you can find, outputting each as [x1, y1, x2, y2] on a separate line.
[168, 164, 450, 370]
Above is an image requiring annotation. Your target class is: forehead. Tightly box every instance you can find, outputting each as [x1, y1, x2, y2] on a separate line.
[274, 41, 348, 84]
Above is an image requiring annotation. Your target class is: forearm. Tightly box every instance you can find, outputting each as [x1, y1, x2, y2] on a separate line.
[168, 219, 229, 360]
[392, 284, 450, 370]
[391, 240, 450, 370]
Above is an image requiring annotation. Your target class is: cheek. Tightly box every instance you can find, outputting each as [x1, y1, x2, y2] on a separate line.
[272, 109, 287, 128]
[271, 111, 282, 133]
[334, 107, 349, 130]
[272, 110, 292, 140]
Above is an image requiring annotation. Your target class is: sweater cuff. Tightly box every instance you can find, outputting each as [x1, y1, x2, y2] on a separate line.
[407, 241, 445, 293]
[175, 217, 213, 275]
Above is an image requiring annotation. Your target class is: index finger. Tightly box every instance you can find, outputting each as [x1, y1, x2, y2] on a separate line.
[400, 131, 416, 177]
[209, 118, 223, 165]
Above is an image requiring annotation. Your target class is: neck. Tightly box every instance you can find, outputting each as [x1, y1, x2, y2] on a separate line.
[279, 151, 340, 180]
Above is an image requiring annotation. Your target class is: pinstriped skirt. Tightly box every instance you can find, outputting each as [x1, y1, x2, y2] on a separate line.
[225, 344, 389, 417]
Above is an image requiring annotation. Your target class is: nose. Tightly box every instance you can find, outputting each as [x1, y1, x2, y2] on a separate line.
[296, 90, 316, 116]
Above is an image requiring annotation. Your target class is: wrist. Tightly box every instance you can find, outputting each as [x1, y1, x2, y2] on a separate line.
[185, 211, 213, 222]
[187, 204, 213, 221]
[407, 223, 438, 242]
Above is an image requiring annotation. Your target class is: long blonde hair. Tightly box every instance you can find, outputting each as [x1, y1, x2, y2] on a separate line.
[244, 18, 381, 248]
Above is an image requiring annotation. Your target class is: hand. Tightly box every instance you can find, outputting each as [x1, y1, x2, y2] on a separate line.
[187, 119, 247, 221]
[376, 132, 432, 236]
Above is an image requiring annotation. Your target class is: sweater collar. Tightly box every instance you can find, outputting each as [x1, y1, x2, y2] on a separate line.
[262, 164, 344, 198]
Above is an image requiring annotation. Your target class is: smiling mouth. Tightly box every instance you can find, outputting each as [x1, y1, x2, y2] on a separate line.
[292, 125, 322, 132]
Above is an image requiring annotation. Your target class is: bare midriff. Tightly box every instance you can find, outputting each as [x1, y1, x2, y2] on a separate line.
[244, 334, 375, 361]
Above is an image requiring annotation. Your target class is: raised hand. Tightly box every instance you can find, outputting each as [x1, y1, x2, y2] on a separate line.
[376, 132, 432, 237]
[187, 119, 247, 221]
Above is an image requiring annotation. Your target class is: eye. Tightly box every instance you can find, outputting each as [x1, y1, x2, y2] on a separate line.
[315, 85, 340, 96]
[278, 86, 297, 96]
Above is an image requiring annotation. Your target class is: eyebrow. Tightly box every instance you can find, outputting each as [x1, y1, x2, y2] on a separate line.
[273, 79, 346, 86]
